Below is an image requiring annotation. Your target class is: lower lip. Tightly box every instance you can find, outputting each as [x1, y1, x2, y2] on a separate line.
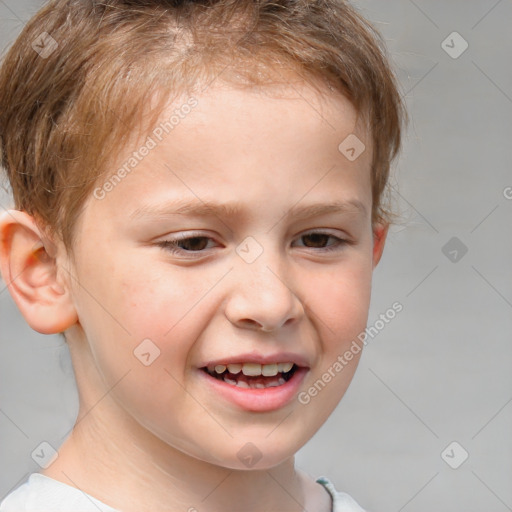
[198, 367, 309, 412]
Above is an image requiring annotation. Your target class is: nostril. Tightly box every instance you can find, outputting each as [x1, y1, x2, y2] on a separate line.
[236, 319, 273, 332]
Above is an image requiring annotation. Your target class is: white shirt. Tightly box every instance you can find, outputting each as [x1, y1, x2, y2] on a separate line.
[0, 473, 365, 511]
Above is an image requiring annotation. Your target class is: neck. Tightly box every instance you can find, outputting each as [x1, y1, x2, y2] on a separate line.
[42, 395, 328, 512]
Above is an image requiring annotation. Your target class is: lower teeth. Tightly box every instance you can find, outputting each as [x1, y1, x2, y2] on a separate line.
[223, 376, 286, 389]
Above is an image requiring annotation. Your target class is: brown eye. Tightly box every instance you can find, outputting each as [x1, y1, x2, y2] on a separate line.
[177, 236, 210, 251]
[293, 231, 348, 252]
[157, 234, 218, 257]
[301, 233, 331, 248]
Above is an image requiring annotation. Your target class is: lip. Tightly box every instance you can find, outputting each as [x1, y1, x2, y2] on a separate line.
[198, 365, 309, 412]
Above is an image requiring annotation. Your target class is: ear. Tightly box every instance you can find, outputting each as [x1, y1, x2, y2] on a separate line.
[372, 222, 388, 268]
[0, 210, 78, 334]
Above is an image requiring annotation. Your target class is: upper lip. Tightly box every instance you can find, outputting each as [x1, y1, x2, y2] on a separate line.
[200, 351, 310, 368]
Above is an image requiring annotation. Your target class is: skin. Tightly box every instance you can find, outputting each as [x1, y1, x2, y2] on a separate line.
[0, 80, 387, 512]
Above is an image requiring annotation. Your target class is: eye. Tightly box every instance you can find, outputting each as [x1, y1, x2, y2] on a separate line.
[173, 236, 210, 251]
[293, 231, 348, 252]
[156, 233, 219, 257]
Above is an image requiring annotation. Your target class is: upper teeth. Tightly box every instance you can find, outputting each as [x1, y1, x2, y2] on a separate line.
[212, 362, 294, 377]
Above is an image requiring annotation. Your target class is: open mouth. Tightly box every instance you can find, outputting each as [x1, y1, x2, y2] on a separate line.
[202, 362, 298, 389]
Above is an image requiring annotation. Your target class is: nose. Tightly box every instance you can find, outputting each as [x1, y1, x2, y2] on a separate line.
[224, 256, 304, 332]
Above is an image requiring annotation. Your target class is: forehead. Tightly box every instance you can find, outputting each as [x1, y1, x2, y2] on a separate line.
[80, 81, 372, 231]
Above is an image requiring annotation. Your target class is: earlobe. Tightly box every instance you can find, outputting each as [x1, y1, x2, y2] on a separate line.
[0, 210, 78, 334]
[372, 223, 389, 268]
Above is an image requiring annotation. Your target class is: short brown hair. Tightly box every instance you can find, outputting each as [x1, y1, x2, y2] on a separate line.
[0, 0, 406, 255]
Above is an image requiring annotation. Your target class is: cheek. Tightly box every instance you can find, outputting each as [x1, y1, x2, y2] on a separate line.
[295, 264, 372, 430]
[84, 253, 205, 337]
[118, 269, 220, 344]
[305, 260, 373, 342]
[71, 263, 212, 435]
[69, 257, 193, 386]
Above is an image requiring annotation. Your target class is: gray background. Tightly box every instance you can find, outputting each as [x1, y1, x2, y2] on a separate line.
[1, 1, 511, 511]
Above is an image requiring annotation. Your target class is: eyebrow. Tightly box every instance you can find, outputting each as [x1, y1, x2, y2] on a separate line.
[129, 198, 367, 222]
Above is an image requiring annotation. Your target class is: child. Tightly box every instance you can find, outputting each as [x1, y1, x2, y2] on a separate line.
[0, 0, 406, 510]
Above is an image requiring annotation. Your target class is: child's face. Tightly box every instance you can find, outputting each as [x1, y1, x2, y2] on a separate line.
[61, 81, 385, 469]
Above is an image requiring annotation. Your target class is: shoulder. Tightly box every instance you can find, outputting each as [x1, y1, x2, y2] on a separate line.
[0, 473, 118, 512]
[316, 476, 367, 512]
